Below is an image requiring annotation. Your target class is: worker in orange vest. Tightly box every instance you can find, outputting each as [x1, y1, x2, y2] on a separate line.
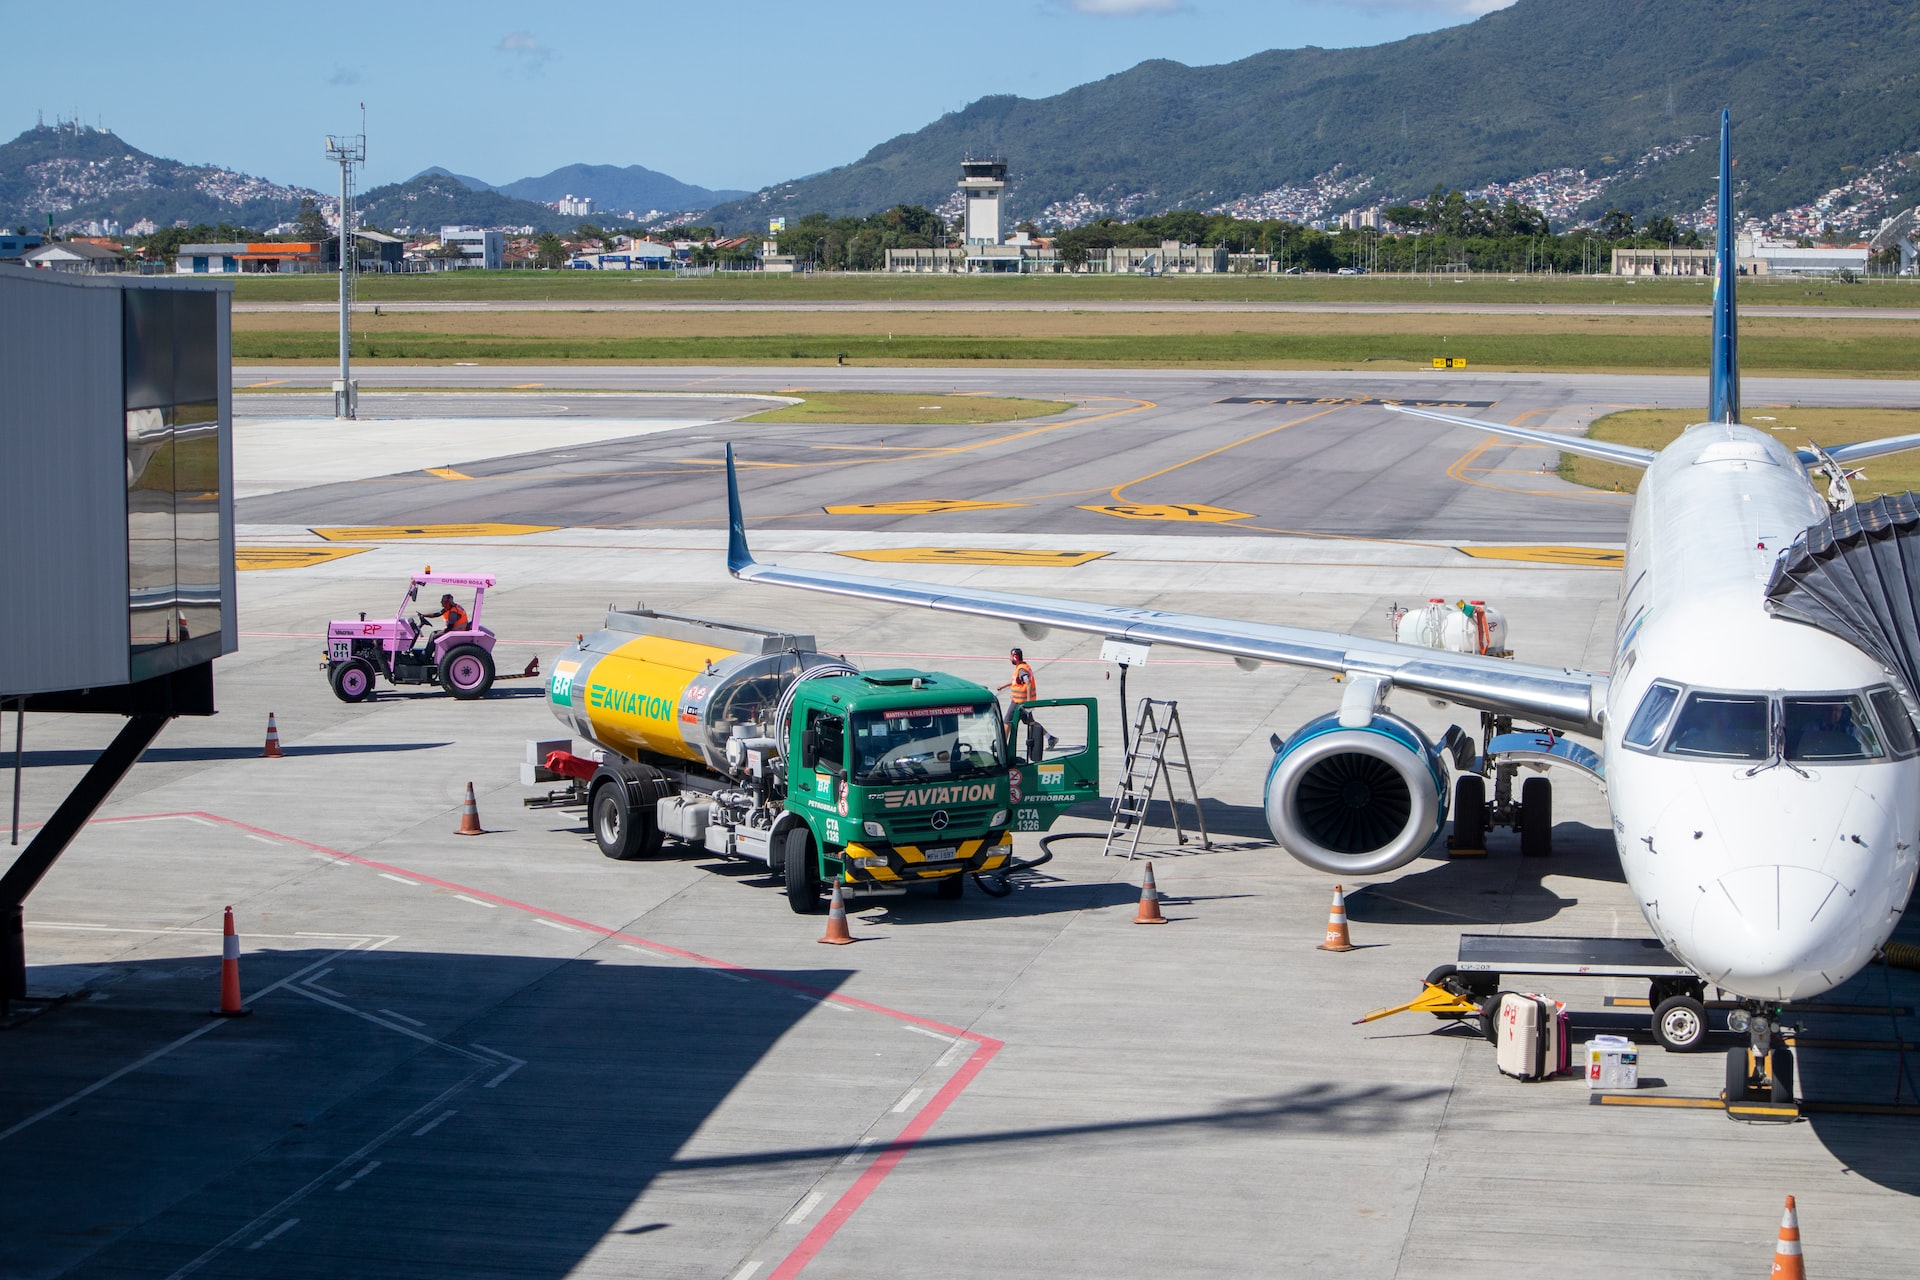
[999, 648, 1047, 762]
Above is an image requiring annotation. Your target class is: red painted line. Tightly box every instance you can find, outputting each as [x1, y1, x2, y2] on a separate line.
[85, 810, 1003, 1274]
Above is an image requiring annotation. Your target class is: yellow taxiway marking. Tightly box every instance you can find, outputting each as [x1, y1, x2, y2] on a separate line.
[510, 382, 544, 389]
[248, 378, 290, 387]
[236, 546, 371, 571]
[823, 499, 1029, 516]
[1456, 545, 1625, 567]
[838, 548, 1108, 567]
[310, 523, 559, 542]
[1080, 502, 1252, 524]
[424, 467, 472, 480]
[1107, 406, 1341, 504]
[1589, 1094, 1727, 1110]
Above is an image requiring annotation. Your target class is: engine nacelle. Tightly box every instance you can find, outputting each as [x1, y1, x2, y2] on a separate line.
[1264, 711, 1450, 875]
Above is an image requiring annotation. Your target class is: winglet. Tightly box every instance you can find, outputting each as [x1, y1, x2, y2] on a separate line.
[1709, 108, 1741, 425]
[725, 443, 754, 576]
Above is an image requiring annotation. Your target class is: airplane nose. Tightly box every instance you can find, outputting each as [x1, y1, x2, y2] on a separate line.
[1684, 864, 1864, 1001]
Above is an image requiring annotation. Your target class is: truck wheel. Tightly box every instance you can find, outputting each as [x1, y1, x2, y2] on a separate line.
[1518, 776, 1553, 857]
[1450, 774, 1486, 851]
[329, 659, 375, 703]
[1653, 993, 1709, 1053]
[785, 827, 823, 914]
[440, 644, 496, 699]
[935, 870, 965, 900]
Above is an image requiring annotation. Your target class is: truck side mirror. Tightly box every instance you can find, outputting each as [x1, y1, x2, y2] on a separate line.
[799, 729, 818, 770]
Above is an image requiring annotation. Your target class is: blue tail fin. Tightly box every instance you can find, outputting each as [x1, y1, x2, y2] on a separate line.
[725, 443, 754, 575]
[1708, 108, 1740, 424]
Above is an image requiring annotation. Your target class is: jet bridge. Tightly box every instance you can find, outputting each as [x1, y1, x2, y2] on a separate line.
[1764, 492, 1920, 710]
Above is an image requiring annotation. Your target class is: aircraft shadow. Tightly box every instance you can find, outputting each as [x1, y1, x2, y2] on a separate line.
[1345, 821, 1617, 927]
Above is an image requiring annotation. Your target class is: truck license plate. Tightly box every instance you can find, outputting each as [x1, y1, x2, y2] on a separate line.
[923, 845, 959, 862]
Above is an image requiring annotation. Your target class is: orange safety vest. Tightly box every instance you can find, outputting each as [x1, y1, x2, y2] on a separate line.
[1009, 660, 1037, 704]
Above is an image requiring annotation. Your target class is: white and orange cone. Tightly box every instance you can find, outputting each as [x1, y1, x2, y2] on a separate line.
[455, 782, 484, 836]
[262, 712, 283, 759]
[1133, 861, 1167, 925]
[1770, 1195, 1804, 1280]
[818, 877, 854, 945]
[1317, 884, 1357, 952]
[212, 906, 249, 1017]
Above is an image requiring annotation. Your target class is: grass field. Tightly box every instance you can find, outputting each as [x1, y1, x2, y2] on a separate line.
[225, 269, 1920, 308]
[1565, 408, 1920, 495]
[231, 308, 1920, 374]
[735, 391, 1071, 424]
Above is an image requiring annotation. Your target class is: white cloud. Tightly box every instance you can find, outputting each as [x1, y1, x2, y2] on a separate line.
[1061, 0, 1189, 14]
[496, 31, 553, 69]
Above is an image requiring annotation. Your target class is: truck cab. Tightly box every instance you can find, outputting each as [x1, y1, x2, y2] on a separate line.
[778, 670, 1098, 910]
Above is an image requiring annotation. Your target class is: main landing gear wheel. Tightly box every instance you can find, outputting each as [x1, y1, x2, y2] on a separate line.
[1770, 1043, 1796, 1104]
[440, 644, 496, 700]
[785, 827, 823, 915]
[1653, 993, 1710, 1053]
[1518, 776, 1553, 857]
[1450, 774, 1486, 853]
[1725, 1046, 1753, 1103]
[329, 659, 375, 703]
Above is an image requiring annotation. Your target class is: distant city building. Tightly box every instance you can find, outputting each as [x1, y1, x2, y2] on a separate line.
[438, 227, 504, 270]
[24, 241, 129, 273]
[1612, 247, 1714, 277]
[959, 158, 1007, 247]
[570, 240, 675, 270]
[554, 194, 595, 218]
[885, 247, 966, 274]
[1339, 208, 1382, 231]
[1738, 235, 1870, 276]
[174, 242, 333, 274]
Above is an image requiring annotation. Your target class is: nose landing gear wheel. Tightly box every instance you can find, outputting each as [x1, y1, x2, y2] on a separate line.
[1725, 1046, 1753, 1102]
[1652, 993, 1709, 1053]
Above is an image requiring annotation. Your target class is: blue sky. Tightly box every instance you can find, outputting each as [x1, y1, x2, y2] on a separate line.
[7, 0, 1513, 194]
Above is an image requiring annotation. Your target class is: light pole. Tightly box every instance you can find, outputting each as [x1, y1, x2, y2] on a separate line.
[325, 111, 366, 420]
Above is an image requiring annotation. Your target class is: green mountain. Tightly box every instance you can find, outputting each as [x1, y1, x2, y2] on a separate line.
[497, 164, 746, 216]
[356, 173, 566, 234]
[709, 0, 1920, 229]
[0, 122, 319, 233]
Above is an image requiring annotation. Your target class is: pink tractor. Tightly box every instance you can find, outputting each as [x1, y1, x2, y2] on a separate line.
[323, 572, 536, 702]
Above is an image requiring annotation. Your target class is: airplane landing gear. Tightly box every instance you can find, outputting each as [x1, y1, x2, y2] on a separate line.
[1722, 1003, 1798, 1118]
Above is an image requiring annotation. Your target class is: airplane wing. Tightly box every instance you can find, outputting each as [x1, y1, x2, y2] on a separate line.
[724, 446, 1606, 735]
[1799, 434, 1920, 468]
[1382, 404, 1658, 469]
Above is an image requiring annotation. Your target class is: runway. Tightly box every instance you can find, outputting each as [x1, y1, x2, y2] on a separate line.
[236, 366, 1920, 544]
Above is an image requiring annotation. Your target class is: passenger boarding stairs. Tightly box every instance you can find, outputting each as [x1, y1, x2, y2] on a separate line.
[1102, 698, 1211, 859]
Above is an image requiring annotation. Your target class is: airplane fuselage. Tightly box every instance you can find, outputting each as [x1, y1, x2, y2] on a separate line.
[1602, 421, 1920, 1000]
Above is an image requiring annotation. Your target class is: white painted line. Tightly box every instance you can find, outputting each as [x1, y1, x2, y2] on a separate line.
[178, 816, 219, 827]
[378, 1010, 424, 1028]
[452, 894, 499, 910]
[837, 1135, 877, 1169]
[243, 834, 280, 846]
[303, 980, 347, 998]
[903, 1024, 958, 1044]
[937, 1040, 970, 1068]
[784, 1192, 823, 1225]
[533, 918, 575, 932]
[471, 1043, 528, 1088]
[378, 873, 419, 886]
[246, 1219, 299, 1250]
[307, 968, 334, 983]
[307, 853, 337, 863]
[413, 1110, 456, 1137]
[335, 1160, 381, 1192]
[702, 968, 750, 983]
[892, 1088, 924, 1114]
[730, 1262, 764, 1280]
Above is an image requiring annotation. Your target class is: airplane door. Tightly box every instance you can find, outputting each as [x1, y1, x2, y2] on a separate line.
[1007, 698, 1100, 832]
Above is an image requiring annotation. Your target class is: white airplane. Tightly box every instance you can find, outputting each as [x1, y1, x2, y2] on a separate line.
[724, 113, 1920, 1101]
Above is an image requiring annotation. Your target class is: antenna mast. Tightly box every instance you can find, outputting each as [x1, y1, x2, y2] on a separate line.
[324, 109, 366, 420]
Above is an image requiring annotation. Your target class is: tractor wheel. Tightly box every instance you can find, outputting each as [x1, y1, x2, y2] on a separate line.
[785, 827, 823, 915]
[329, 659, 376, 703]
[440, 644, 496, 700]
[1518, 777, 1553, 857]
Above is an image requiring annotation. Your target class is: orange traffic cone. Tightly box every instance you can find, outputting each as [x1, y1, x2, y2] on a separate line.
[818, 877, 855, 945]
[455, 782, 484, 836]
[1133, 861, 1167, 924]
[1770, 1196, 1805, 1280]
[262, 712, 283, 759]
[1317, 884, 1357, 952]
[212, 906, 249, 1018]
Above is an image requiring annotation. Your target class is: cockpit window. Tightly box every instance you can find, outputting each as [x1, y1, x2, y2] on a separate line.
[1783, 695, 1883, 762]
[1665, 693, 1770, 760]
[1623, 682, 1681, 749]
[1870, 688, 1919, 758]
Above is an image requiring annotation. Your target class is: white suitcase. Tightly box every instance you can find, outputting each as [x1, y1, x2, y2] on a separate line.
[1497, 993, 1552, 1080]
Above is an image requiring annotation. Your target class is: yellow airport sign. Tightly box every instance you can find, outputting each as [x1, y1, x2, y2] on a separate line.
[1456, 545, 1625, 567]
[236, 546, 371, 571]
[1079, 502, 1252, 523]
[838, 548, 1109, 567]
[1433, 357, 1469, 369]
[823, 499, 1030, 516]
[310, 523, 559, 542]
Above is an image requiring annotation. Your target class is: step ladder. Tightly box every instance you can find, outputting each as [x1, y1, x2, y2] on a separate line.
[1103, 698, 1211, 860]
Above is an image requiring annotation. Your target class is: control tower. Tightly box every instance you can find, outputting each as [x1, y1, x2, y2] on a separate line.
[959, 157, 1008, 247]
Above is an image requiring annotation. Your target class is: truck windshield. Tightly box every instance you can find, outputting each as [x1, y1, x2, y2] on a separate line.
[850, 704, 1006, 784]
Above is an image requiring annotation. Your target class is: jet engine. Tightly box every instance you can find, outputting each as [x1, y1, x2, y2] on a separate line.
[1264, 711, 1450, 875]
